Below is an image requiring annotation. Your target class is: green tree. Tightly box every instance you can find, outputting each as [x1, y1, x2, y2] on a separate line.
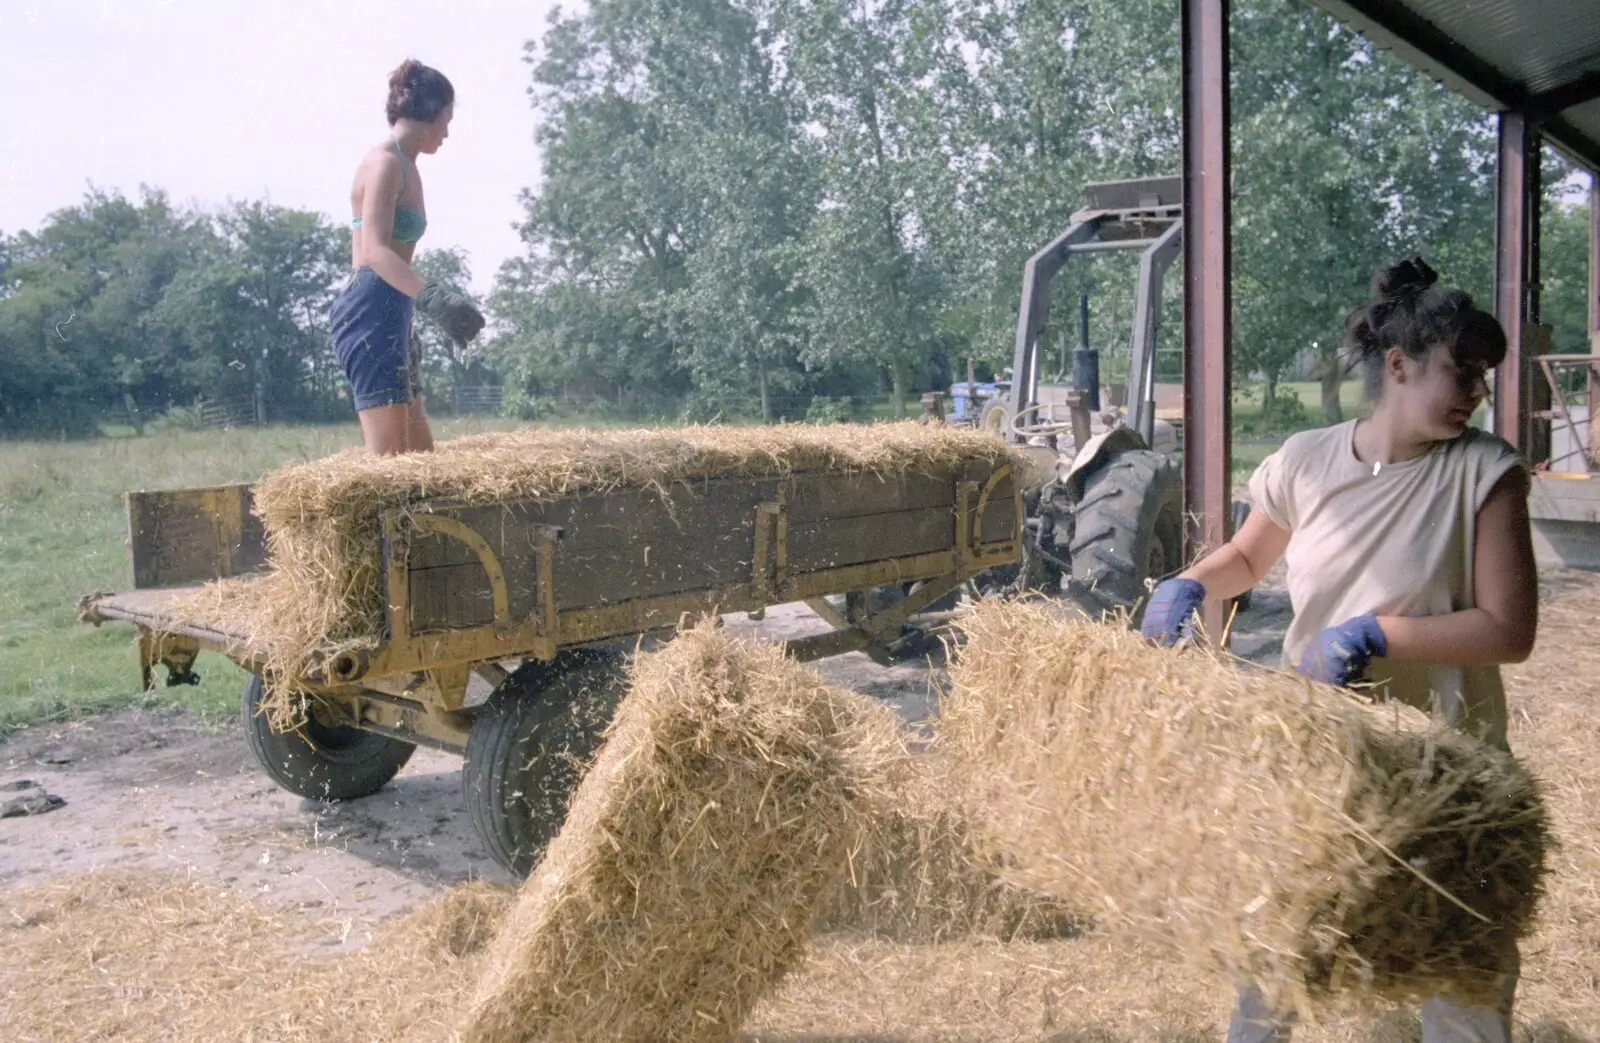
[490, 1, 697, 414]
[150, 201, 345, 421]
[647, 0, 815, 420]
[1539, 154, 1592, 357]
[0, 189, 347, 434]
[0, 189, 201, 434]
[481, 0, 1522, 428]
[911, 0, 1182, 373]
[774, 0, 957, 416]
[1230, 0, 1496, 422]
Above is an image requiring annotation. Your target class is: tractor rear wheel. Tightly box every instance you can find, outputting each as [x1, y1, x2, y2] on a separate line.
[980, 399, 1010, 437]
[1067, 448, 1182, 621]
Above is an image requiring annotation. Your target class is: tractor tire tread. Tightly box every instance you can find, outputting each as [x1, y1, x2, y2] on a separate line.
[1068, 449, 1183, 619]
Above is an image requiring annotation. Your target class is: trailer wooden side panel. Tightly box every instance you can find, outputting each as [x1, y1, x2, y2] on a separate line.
[127, 485, 268, 589]
[398, 466, 1018, 634]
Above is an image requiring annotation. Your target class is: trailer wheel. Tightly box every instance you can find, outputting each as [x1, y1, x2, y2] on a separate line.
[980, 399, 1010, 437]
[1067, 448, 1182, 622]
[462, 649, 630, 878]
[241, 674, 415, 802]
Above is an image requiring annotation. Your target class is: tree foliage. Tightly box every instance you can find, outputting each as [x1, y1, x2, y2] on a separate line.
[0, 190, 347, 434]
[3, 0, 1593, 436]
[491, 0, 1574, 426]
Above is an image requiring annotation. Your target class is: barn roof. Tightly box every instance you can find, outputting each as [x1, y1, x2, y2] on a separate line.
[1308, 0, 1600, 169]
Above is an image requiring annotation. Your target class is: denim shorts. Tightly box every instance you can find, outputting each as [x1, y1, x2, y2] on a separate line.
[330, 267, 421, 410]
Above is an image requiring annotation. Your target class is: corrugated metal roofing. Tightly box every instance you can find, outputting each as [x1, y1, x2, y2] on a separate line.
[1308, 0, 1600, 169]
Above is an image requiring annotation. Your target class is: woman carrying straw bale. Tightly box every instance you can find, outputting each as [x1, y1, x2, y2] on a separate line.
[334, 59, 483, 455]
[1141, 257, 1537, 1043]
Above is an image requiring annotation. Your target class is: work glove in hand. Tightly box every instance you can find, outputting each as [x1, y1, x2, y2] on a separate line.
[1140, 578, 1206, 646]
[1296, 612, 1386, 686]
[415, 281, 486, 345]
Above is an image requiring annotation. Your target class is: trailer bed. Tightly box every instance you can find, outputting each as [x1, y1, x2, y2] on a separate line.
[80, 462, 1022, 702]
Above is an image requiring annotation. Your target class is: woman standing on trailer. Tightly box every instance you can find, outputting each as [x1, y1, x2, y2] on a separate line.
[1142, 257, 1537, 1043]
[332, 59, 454, 455]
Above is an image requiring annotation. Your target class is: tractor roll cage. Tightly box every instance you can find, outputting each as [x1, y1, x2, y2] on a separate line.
[1008, 175, 1183, 448]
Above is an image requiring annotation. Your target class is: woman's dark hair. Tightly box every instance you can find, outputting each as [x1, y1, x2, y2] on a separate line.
[386, 60, 454, 125]
[1342, 256, 1507, 402]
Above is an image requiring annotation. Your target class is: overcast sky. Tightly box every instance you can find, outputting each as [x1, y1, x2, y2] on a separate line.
[1, 0, 564, 294]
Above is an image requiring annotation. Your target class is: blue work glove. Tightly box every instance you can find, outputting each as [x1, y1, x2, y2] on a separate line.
[1140, 578, 1206, 646]
[1296, 612, 1387, 686]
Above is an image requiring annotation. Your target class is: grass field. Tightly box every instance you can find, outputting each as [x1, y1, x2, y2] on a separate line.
[0, 419, 518, 732]
[0, 398, 1365, 734]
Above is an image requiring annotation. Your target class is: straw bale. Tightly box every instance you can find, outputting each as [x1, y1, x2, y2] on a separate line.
[253, 421, 1017, 644]
[455, 618, 908, 1043]
[815, 751, 1079, 943]
[938, 599, 1550, 1012]
[168, 422, 1018, 722]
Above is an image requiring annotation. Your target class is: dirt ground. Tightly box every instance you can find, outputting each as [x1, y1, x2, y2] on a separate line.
[0, 592, 1292, 944]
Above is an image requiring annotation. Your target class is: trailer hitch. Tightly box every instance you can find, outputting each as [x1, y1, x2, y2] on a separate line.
[137, 631, 202, 691]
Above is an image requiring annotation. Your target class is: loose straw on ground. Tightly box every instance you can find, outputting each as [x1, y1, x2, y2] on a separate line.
[938, 599, 1550, 1012]
[9, 576, 1600, 1042]
[0, 870, 513, 1043]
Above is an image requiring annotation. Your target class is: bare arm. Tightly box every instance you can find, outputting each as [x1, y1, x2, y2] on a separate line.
[357, 154, 424, 297]
[1179, 508, 1290, 601]
[1375, 467, 1537, 665]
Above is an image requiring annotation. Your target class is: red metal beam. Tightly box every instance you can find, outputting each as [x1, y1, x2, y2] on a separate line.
[1494, 112, 1534, 448]
[1591, 173, 1599, 342]
[1181, 0, 1232, 643]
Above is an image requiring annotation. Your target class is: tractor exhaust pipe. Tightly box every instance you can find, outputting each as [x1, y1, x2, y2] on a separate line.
[1073, 293, 1101, 411]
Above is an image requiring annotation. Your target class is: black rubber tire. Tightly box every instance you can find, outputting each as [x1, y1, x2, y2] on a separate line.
[980, 399, 1010, 437]
[1068, 448, 1183, 619]
[241, 674, 415, 802]
[461, 649, 629, 879]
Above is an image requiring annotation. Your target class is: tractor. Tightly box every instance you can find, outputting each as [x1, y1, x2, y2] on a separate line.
[970, 175, 1251, 616]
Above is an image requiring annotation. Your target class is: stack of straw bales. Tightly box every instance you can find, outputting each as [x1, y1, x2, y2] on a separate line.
[456, 619, 908, 1043]
[938, 600, 1549, 1012]
[172, 422, 1019, 719]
